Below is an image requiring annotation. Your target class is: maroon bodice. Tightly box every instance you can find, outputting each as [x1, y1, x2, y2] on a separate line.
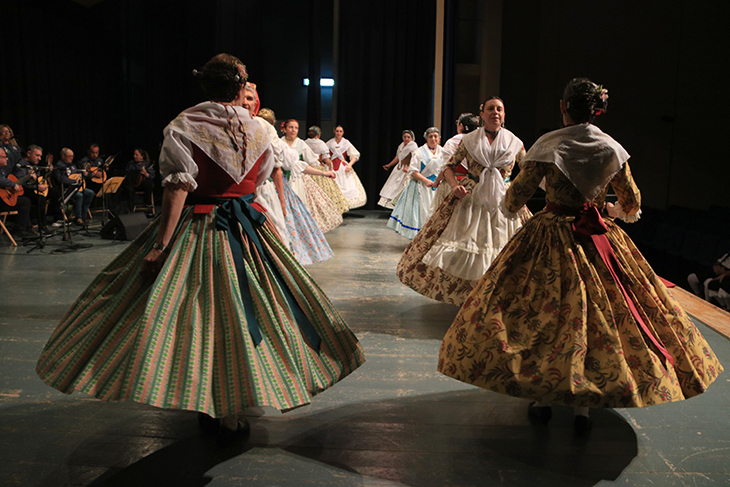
[190, 145, 259, 198]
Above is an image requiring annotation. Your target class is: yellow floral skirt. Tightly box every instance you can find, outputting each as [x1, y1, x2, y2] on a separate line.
[310, 166, 350, 214]
[437, 210, 723, 408]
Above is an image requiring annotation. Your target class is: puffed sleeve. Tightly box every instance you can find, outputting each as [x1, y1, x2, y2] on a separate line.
[610, 161, 642, 223]
[159, 130, 198, 192]
[408, 149, 422, 175]
[502, 160, 550, 219]
[347, 142, 361, 161]
[301, 144, 320, 167]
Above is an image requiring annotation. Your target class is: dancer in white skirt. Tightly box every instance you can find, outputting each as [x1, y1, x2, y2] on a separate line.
[282, 119, 343, 233]
[378, 130, 418, 209]
[305, 126, 350, 214]
[423, 98, 526, 281]
[386, 127, 445, 239]
[326, 125, 367, 209]
[252, 107, 295, 249]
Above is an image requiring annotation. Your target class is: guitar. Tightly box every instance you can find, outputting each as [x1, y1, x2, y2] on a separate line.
[0, 173, 32, 206]
[90, 154, 116, 185]
[134, 161, 155, 187]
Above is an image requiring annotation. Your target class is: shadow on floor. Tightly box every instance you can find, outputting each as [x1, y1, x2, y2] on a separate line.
[11, 389, 637, 486]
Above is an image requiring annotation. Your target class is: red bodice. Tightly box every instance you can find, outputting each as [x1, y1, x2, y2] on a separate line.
[191, 145, 259, 198]
[189, 145, 266, 214]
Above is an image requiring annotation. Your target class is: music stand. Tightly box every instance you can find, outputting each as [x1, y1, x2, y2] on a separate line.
[95, 154, 118, 226]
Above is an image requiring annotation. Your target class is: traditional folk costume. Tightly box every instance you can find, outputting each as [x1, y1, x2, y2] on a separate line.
[398, 128, 527, 305]
[387, 143, 445, 239]
[304, 137, 350, 214]
[282, 137, 343, 233]
[254, 118, 294, 249]
[378, 140, 418, 209]
[326, 137, 367, 209]
[279, 145, 335, 266]
[438, 123, 722, 408]
[430, 133, 465, 212]
[36, 102, 365, 417]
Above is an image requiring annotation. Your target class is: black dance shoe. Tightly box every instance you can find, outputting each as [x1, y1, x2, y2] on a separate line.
[216, 418, 251, 448]
[527, 402, 553, 424]
[573, 415, 593, 436]
[197, 412, 220, 436]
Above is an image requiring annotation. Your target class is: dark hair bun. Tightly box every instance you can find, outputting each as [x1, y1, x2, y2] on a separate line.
[458, 113, 479, 133]
[562, 78, 608, 124]
[196, 54, 247, 103]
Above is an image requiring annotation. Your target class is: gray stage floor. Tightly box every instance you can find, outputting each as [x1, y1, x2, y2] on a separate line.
[1, 211, 729, 486]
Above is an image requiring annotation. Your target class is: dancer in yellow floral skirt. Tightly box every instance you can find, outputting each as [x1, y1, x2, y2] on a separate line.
[437, 78, 722, 433]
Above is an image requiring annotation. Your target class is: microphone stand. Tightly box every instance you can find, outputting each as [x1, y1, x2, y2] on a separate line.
[54, 173, 92, 252]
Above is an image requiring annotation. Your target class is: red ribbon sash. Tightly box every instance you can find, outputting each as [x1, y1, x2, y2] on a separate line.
[545, 202, 674, 366]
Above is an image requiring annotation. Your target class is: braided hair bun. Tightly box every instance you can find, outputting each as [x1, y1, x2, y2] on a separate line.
[457, 113, 479, 133]
[194, 53, 247, 102]
[562, 77, 609, 124]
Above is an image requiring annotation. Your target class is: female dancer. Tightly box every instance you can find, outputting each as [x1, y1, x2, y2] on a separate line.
[430, 113, 479, 211]
[398, 99, 526, 305]
[437, 78, 722, 432]
[36, 54, 365, 446]
[282, 119, 343, 232]
[305, 126, 350, 214]
[326, 125, 367, 209]
[247, 107, 334, 265]
[387, 127, 445, 239]
[378, 130, 418, 209]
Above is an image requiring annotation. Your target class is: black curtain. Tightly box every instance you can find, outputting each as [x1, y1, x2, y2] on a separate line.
[1, 0, 218, 169]
[336, 0, 436, 209]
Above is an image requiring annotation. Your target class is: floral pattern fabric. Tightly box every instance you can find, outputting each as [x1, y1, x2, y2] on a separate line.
[437, 160, 723, 408]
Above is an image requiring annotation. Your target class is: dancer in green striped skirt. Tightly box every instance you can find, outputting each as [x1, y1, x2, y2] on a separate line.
[36, 53, 365, 446]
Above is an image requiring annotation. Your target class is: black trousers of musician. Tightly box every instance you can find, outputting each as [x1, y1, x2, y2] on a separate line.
[0, 195, 32, 231]
[47, 187, 64, 223]
[27, 190, 49, 231]
[122, 177, 153, 212]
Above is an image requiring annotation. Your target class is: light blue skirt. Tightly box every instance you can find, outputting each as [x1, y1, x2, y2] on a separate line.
[387, 179, 432, 240]
[283, 176, 334, 265]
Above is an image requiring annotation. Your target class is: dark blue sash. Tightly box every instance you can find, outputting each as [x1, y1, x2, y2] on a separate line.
[187, 194, 322, 352]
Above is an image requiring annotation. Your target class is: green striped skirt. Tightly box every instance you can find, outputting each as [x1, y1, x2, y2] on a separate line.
[36, 203, 365, 417]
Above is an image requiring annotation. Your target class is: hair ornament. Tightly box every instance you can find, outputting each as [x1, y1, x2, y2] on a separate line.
[423, 127, 440, 139]
[593, 85, 609, 116]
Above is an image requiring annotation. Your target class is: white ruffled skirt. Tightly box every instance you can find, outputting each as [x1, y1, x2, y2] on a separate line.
[421, 191, 522, 280]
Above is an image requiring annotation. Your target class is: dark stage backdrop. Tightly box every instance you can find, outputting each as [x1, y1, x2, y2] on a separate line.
[335, 0, 437, 210]
[498, 0, 730, 211]
[2, 0, 434, 209]
[1, 0, 332, 173]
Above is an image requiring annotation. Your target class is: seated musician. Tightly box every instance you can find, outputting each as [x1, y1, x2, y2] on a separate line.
[51, 147, 95, 226]
[0, 147, 34, 237]
[16, 145, 54, 233]
[79, 143, 104, 195]
[0, 124, 23, 167]
[123, 148, 155, 212]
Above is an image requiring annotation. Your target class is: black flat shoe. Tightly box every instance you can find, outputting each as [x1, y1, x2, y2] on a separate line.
[198, 412, 220, 436]
[528, 402, 553, 424]
[216, 418, 251, 448]
[574, 415, 593, 436]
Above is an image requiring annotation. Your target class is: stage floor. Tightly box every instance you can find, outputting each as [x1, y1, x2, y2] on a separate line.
[1, 211, 729, 487]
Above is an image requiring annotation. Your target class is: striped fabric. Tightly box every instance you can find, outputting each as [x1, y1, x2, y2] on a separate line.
[36, 207, 365, 417]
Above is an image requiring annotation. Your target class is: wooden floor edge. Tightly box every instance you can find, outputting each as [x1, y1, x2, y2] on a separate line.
[669, 286, 730, 341]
